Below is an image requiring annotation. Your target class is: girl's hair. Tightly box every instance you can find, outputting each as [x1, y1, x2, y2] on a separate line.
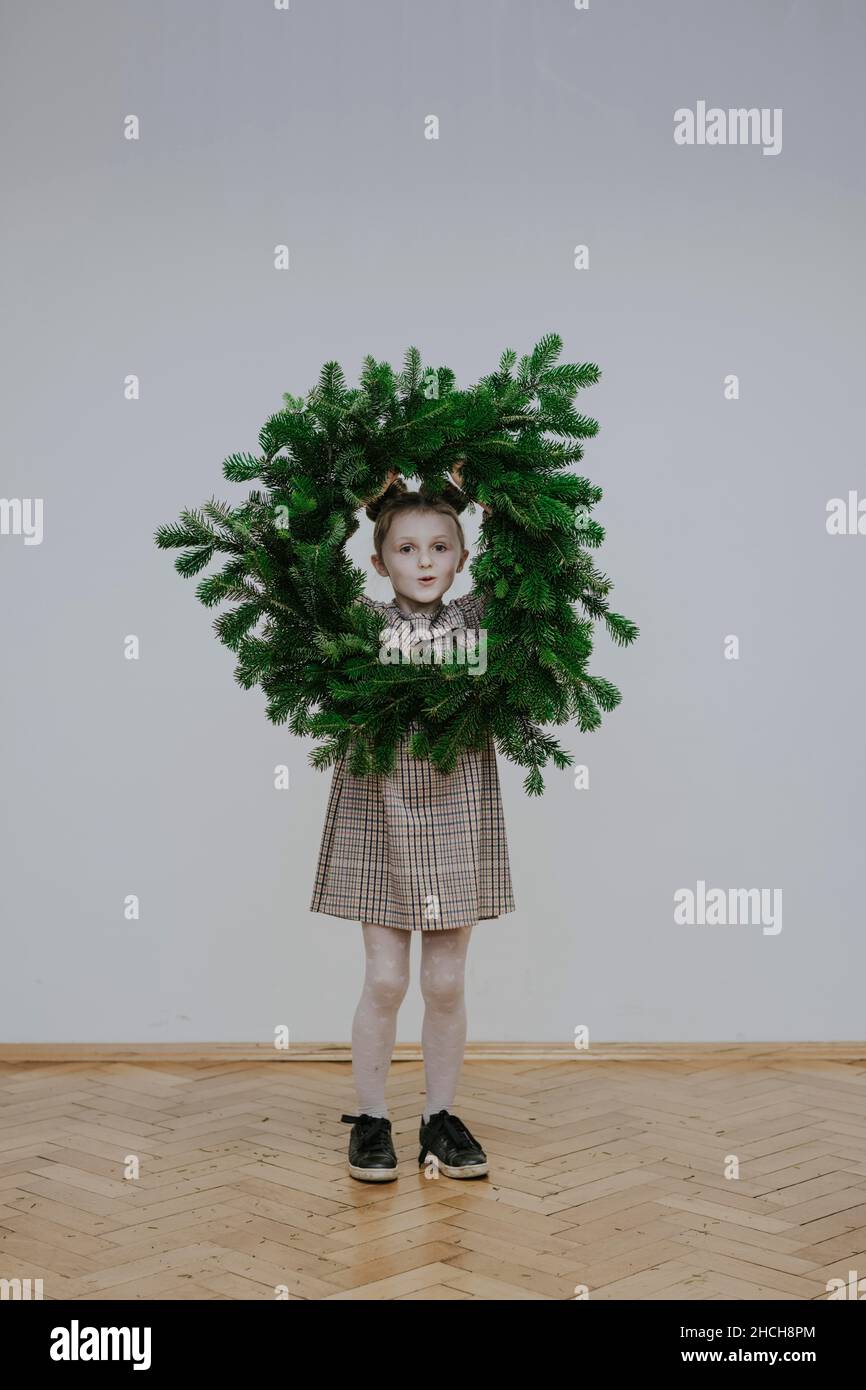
[366, 477, 467, 559]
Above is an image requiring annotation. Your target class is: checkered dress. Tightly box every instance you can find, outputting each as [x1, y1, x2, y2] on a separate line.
[309, 590, 516, 931]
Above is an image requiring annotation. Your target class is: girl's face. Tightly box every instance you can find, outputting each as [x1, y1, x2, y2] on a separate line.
[371, 509, 468, 612]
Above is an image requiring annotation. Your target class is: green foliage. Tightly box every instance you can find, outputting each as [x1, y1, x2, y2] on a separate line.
[154, 334, 639, 795]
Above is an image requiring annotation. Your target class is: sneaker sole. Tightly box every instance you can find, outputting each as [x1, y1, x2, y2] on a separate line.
[348, 1162, 398, 1182]
[418, 1155, 489, 1178]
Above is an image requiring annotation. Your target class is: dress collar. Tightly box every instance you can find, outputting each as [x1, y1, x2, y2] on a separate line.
[385, 599, 447, 623]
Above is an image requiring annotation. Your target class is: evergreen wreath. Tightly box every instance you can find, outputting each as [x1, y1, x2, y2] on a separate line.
[154, 333, 638, 795]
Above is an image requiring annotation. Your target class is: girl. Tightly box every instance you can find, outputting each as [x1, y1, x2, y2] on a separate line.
[309, 464, 516, 1182]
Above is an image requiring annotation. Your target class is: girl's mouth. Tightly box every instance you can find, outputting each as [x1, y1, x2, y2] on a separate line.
[418, 577, 436, 584]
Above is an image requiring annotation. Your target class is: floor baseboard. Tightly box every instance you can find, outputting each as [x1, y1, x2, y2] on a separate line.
[2, 1041, 865, 1062]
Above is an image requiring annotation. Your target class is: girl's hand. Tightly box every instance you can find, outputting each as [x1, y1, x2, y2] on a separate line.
[449, 458, 466, 490]
[449, 458, 491, 516]
[363, 467, 401, 506]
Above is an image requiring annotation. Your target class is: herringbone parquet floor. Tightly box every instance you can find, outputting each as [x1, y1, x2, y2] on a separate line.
[2, 1056, 865, 1301]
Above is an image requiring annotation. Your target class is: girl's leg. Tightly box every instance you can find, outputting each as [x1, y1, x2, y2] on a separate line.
[419, 924, 473, 1121]
[351, 923, 412, 1119]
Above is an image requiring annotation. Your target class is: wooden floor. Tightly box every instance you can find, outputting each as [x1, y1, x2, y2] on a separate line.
[2, 1055, 866, 1301]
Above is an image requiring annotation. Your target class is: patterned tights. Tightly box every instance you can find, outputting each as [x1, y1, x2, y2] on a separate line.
[351, 922, 473, 1121]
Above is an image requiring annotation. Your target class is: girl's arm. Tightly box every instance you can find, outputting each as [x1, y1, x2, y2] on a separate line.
[448, 461, 492, 622]
[452, 587, 488, 625]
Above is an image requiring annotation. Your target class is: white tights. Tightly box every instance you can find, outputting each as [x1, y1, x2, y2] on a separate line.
[351, 922, 473, 1121]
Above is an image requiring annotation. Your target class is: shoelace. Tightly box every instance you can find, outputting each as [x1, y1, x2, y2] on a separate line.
[341, 1113, 391, 1134]
[427, 1111, 479, 1150]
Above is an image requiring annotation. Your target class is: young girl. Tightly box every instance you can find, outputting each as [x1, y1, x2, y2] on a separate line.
[309, 464, 516, 1182]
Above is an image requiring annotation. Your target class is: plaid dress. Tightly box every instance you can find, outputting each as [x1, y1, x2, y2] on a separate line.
[309, 590, 516, 931]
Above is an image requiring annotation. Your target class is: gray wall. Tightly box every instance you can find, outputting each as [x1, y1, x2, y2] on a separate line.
[2, 0, 863, 1043]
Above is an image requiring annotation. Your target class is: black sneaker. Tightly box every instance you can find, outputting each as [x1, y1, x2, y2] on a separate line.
[340, 1113, 398, 1182]
[418, 1109, 488, 1178]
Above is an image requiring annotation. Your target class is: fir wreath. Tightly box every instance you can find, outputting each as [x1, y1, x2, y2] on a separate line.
[154, 333, 638, 795]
